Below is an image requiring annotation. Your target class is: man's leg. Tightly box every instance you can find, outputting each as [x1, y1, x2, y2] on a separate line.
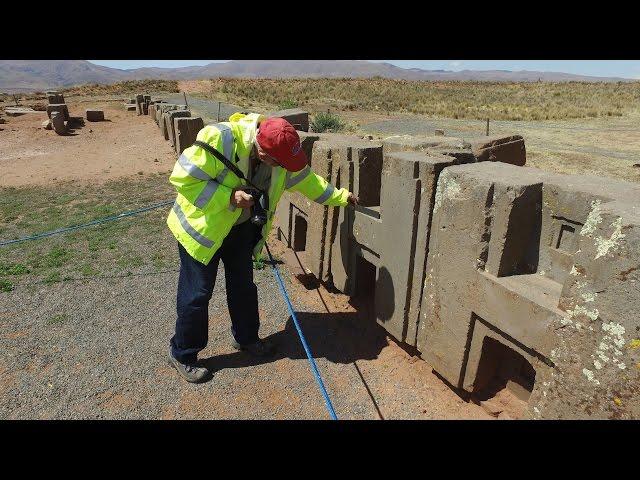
[220, 221, 261, 346]
[170, 242, 220, 365]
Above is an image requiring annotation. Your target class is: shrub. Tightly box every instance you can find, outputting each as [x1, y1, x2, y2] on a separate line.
[310, 112, 345, 133]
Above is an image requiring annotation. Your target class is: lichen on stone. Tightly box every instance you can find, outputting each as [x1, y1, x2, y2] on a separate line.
[580, 199, 602, 237]
[582, 368, 600, 385]
[594, 217, 625, 259]
[433, 170, 461, 213]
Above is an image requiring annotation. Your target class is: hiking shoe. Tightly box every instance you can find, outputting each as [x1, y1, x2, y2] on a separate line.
[231, 338, 276, 357]
[168, 353, 211, 383]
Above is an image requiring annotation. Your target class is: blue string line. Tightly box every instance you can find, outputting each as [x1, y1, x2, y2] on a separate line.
[0, 200, 174, 247]
[265, 243, 338, 420]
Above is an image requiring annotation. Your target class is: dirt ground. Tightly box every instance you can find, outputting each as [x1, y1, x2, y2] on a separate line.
[269, 241, 528, 420]
[0, 101, 176, 187]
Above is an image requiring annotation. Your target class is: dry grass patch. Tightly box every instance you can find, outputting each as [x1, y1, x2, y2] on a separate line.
[192, 78, 640, 121]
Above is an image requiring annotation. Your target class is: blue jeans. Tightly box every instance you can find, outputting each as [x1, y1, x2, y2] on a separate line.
[170, 220, 260, 364]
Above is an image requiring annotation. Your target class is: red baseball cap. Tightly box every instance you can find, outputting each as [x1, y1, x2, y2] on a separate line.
[256, 117, 308, 172]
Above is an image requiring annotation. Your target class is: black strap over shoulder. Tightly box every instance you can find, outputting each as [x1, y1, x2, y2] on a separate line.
[192, 140, 266, 194]
[192, 140, 243, 180]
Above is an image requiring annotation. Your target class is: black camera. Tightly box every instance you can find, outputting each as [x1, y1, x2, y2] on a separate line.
[245, 188, 269, 227]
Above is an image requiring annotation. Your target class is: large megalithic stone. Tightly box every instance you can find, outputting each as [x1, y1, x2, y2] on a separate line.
[163, 110, 191, 144]
[86, 109, 105, 122]
[416, 163, 554, 392]
[267, 108, 310, 132]
[47, 103, 69, 121]
[135, 94, 144, 115]
[372, 151, 476, 346]
[50, 111, 67, 135]
[156, 103, 177, 126]
[296, 138, 382, 286]
[414, 161, 640, 419]
[174, 116, 204, 154]
[471, 135, 526, 166]
[382, 135, 475, 165]
[47, 93, 65, 104]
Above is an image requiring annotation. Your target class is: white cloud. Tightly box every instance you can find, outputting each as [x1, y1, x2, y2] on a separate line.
[449, 61, 463, 68]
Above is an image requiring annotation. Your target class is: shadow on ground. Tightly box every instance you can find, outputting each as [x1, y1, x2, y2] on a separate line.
[201, 310, 387, 374]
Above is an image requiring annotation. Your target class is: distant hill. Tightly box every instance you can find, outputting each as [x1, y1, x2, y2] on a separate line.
[0, 60, 129, 92]
[0, 60, 633, 92]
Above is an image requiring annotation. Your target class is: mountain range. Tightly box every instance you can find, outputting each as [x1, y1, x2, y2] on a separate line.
[0, 60, 633, 92]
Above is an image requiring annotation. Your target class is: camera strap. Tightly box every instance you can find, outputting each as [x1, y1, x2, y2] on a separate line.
[192, 140, 265, 194]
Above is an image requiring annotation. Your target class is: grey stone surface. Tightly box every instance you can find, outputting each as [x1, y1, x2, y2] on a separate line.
[267, 108, 310, 132]
[50, 111, 66, 135]
[383, 135, 471, 155]
[135, 94, 144, 115]
[46, 104, 69, 121]
[47, 94, 64, 104]
[470, 135, 526, 166]
[174, 117, 204, 154]
[164, 110, 191, 146]
[157, 104, 178, 126]
[413, 161, 640, 418]
[85, 110, 105, 122]
[271, 130, 640, 419]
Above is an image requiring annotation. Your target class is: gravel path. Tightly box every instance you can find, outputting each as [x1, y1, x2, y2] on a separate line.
[0, 236, 490, 420]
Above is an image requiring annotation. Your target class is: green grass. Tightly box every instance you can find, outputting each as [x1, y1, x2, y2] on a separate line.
[277, 99, 299, 109]
[310, 112, 345, 133]
[78, 264, 99, 276]
[0, 174, 178, 290]
[0, 279, 14, 292]
[0, 262, 30, 275]
[44, 246, 70, 268]
[197, 77, 640, 121]
[43, 271, 61, 284]
[117, 253, 145, 268]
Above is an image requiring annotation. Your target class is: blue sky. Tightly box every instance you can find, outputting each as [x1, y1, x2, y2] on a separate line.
[89, 60, 640, 79]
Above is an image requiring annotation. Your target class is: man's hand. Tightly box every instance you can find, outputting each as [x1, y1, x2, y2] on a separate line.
[231, 188, 255, 209]
[347, 192, 359, 206]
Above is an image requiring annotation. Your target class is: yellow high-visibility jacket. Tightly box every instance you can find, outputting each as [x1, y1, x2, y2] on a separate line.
[166, 112, 350, 265]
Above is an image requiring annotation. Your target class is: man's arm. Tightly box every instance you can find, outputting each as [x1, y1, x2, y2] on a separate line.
[285, 166, 358, 206]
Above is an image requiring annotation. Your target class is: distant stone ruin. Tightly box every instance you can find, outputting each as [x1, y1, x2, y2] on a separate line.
[43, 91, 70, 134]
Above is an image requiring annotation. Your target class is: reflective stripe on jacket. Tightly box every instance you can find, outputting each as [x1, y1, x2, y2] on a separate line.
[167, 112, 350, 265]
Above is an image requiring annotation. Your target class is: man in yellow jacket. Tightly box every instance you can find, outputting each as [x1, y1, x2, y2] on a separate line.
[166, 112, 358, 383]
